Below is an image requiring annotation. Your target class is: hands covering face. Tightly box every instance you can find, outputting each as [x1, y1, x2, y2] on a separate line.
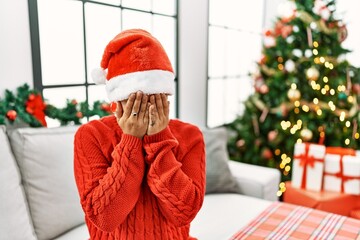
[115, 91, 170, 139]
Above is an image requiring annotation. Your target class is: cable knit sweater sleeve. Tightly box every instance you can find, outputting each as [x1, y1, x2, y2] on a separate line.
[74, 122, 145, 232]
[143, 122, 206, 227]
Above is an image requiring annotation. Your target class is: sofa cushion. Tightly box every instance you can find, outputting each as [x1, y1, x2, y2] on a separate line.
[0, 126, 37, 240]
[7, 126, 84, 240]
[53, 223, 89, 240]
[202, 127, 241, 194]
[190, 193, 272, 239]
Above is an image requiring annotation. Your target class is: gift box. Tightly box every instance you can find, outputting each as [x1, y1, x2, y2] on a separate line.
[323, 147, 360, 195]
[292, 143, 326, 192]
[284, 181, 360, 217]
[350, 209, 360, 220]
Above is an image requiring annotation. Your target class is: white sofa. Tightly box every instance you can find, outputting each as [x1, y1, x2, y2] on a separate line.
[0, 125, 280, 240]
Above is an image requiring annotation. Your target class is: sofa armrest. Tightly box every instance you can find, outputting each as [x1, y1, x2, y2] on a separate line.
[228, 160, 280, 201]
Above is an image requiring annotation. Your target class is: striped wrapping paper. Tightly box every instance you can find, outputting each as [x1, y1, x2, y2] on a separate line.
[231, 202, 360, 240]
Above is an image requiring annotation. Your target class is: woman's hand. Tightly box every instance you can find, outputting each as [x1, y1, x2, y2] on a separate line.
[147, 94, 169, 136]
[115, 91, 149, 139]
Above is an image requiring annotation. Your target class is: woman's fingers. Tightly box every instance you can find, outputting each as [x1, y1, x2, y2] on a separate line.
[161, 94, 169, 117]
[143, 103, 150, 125]
[130, 91, 143, 117]
[122, 93, 136, 118]
[138, 94, 148, 118]
[149, 104, 156, 127]
[155, 94, 164, 116]
[150, 95, 155, 106]
[115, 101, 123, 119]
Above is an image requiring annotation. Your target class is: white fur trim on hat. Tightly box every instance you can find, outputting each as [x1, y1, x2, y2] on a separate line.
[106, 69, 175, 101]
[91, 68, 107, 84]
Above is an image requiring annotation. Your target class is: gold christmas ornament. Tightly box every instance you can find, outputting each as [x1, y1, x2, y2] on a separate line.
[306, 67, 320, 81]
[287, 88, 301, 101]
[300, 128, 313, 141]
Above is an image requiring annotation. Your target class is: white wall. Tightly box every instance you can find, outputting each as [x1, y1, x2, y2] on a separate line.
[0, 0, 33, 94]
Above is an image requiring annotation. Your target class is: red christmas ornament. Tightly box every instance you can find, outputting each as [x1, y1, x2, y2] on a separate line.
[352, 83, 360, 94]
[76, 111, 83, 118]
[338, 25, 348, 42]
[262, 148, 273, 160]
[71, 99, 78, 105]
[268, 130, 278, 142]
[28, 94, 35, 101]
[6, 110, 17, 121]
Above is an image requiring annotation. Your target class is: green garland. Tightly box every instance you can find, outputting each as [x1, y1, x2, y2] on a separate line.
[0, 84, 112, 127]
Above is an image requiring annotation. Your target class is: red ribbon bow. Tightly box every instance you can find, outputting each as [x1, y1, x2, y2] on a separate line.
[295, 143, 324, 189]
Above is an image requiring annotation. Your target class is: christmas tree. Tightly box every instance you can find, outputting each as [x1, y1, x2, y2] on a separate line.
[226, 0, 360, 195]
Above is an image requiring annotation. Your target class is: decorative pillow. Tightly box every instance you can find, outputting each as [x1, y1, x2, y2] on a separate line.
[0, 126, 36, 240]
[7, 126, 84, 240]
[201, 127, 241, 194]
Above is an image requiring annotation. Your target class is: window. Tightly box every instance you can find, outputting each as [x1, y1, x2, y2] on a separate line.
[28, 0, 178, 126]
[336, 0, 360, 67]
[207, 0, 265, 127]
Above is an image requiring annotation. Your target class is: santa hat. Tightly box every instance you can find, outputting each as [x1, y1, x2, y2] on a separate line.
[91, 29, 175, 101]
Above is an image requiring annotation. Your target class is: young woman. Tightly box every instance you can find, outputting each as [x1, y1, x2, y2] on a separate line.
[74, 29, 206, 240]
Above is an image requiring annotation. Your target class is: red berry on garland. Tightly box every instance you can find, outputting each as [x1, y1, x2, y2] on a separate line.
[6, 110, 17, 121]
[76, 111, 83, 118]
[71, 99, 78, 105]
[28, 94, 35, 101]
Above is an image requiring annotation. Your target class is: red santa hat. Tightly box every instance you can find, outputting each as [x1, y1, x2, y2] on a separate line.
[91, 29, 175, 101]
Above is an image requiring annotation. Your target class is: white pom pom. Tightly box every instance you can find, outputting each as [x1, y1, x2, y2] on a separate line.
[91, 68, 107, 84]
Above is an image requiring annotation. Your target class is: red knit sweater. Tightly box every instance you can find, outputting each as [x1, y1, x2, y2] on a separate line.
[74, 115, 206, 240]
